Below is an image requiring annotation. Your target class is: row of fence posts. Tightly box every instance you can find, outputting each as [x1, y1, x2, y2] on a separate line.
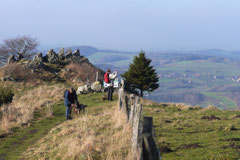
[118, 79, 161, 160]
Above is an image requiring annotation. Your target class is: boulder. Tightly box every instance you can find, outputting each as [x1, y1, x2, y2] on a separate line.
[58, 48, 65, 61]
[7, 55, 16, 64]
[73, 49, 80, 57]
[65, 48, 72, 59]
[33, 52, 43, 62]
[46, 49, 59, 64]
[18, 53, 24, 61]
[27, 52, 45, 69]
[91, 81, 102, 92]
[76, 85, 92, 94]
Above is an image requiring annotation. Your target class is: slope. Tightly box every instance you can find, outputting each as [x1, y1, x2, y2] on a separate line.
[143, 103, 240, 160]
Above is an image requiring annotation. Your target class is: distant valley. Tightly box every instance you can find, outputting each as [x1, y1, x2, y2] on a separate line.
[41, 46, 240, 109]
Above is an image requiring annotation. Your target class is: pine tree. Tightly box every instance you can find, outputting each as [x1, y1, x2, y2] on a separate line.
[121, 51, 159, 97]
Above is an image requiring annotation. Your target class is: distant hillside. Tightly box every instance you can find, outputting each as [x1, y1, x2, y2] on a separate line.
[41, 46, 99, 57]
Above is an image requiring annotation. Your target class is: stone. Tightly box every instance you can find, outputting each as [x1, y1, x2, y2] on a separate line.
[1, 76, 15, 82]
[76, 85, 92, 94]
[27, 52, 45, 69]
[65, 48, 72, 59]
[71, 56, 89, 64]
[58, 48, 65, 61]
[7, 55, 16, 64]
[18, 53, 24, 61]
[46, 49, 59, 64]
[33, 53, 43, 62]
[72, 49, 80, 57]
[91, 81, 102, 92]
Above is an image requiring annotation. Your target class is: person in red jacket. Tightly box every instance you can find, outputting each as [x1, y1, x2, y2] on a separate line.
[104, 69, 117, 101]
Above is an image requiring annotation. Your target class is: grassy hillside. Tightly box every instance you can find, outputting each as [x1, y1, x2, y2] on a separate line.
[0, 93, 132, 160]
[143, 103, 240, 160]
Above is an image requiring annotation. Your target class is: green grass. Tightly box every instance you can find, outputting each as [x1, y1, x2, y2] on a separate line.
[143, 104, 240, 160]
[202, 92, 238, 110]
[158, 60, 240, 76]
[0, 92, 114, 160]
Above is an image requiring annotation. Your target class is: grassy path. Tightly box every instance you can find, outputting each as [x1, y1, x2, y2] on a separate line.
[0, 103, 66, 160]
[0, 93, 119, 160]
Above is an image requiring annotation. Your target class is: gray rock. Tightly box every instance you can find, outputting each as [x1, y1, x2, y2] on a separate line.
[65, 48, 72, 59]
[71, 56, 89, 64]
[46, 49, 59, 64]
[76, 85, 92, 94]
[1, 76, 15, 82]
[7, 55, 16, 64]
[18, 53, 24, 61]
[58, 48, 65, 61]
[72, 49, 80, 57]
[27, 52, 45, 69]
[33, 52, 43, 62]
[91, 81, 102, 92]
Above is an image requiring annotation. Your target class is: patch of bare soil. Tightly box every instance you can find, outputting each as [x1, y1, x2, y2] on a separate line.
[178, 143, 202, 150]
[222, 143, 240, 149]
[225, 138, 240, 142]
[201, 115, 220, 121]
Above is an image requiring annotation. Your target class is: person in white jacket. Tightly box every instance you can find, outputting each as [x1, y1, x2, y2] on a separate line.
[105, 69, 117, 101]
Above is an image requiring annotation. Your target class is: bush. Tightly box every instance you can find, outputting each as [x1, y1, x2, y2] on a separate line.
[0, 87, 14, 106]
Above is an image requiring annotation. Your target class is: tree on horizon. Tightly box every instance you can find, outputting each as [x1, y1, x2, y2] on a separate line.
[121, 51, 159, 97]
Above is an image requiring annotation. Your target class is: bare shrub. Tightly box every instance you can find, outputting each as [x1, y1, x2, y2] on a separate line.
[0, 85, 65, 131]
[2, 63, 41, 85]
[65, 62, 104, 83]
[0, 35, 39, 61]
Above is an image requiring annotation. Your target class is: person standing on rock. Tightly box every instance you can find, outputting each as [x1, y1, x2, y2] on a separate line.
[64, 88, 79, 120]
[104, 69, 118, 101]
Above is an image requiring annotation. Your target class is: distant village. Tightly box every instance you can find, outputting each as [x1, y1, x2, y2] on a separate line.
[158, 72, 240, 83]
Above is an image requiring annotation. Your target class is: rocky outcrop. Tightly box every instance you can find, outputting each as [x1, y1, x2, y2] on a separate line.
[46, 49, 59, 64]
[76, 85, 92, 94]
[91, 81, 102, 92]
[58, 48, 65, 61]
[8, 55, 16, 64]
[65, 48, 72, 59]
[18, 53, 24, 61]
[73, 49, 80, 57]
[27, 53, 44, 69]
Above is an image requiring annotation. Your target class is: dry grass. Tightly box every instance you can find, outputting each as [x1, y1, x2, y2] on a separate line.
[64, 62, 104, 84]
[23, 103, 132, 160]
[0, 84, 65, 131]
[1, 63, 42, 85]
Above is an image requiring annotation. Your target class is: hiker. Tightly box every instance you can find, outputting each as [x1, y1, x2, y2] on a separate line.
[64, 88, 79, 120]
[104, 69, 117, 101]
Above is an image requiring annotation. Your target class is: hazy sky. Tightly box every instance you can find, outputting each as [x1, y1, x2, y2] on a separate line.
[0, 0, 239, 51]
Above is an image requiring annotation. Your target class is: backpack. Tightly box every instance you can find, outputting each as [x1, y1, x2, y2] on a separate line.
[104, 73, 110, 83]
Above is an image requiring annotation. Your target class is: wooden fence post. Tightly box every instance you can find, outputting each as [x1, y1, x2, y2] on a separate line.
[132, 98, 143, 160]
[142, 117, 161, 160]
[129, 94, 135, 125]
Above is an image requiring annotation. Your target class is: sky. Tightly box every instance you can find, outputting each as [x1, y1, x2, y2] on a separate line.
[0, 0, 239, 51]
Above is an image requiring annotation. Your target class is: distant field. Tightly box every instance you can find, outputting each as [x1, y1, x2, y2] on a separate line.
[158, 60, 240, 76]
[202, 92, 238, 110]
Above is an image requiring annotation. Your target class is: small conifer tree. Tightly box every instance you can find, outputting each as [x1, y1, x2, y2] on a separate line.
[121, 51, 159, 97]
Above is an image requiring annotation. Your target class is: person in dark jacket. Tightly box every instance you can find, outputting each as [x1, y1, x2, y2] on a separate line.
[64, 88, 79, 120]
